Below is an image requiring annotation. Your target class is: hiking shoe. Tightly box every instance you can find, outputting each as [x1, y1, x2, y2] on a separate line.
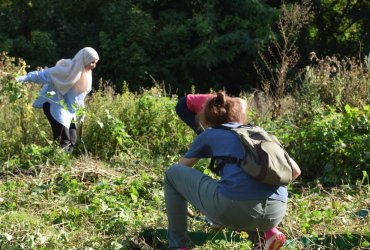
[63, 144, 74, 154]
[64, 146, 74, 154]
[264, 230, 286, 250]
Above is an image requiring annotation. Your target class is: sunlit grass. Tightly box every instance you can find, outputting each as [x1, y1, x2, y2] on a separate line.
[1, 157, 369, 249]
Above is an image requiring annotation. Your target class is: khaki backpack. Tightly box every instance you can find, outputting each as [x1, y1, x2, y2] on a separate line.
[209, 124, 294, 186]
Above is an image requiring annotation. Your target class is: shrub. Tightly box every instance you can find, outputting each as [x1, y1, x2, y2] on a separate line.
[273, 105, 370, 185]
[0, 52, 53, 161]
[81, 84, 194, 161]
[301, 54, 369, 111]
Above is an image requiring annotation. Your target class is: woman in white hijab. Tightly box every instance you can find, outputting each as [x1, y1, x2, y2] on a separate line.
[17, 47, 99, 153]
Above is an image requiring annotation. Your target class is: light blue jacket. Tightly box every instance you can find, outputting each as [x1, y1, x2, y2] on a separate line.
[21, 69, 88, 127]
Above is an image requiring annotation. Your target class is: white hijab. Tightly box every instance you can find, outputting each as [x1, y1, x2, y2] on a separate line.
[48, 47, 99, 95]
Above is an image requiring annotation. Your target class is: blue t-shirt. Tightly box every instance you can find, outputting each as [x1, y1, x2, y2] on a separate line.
[23, 69, 88, 127]
[184, 122, 288, 203]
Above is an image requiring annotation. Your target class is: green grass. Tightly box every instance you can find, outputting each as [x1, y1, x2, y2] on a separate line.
[0, 156, 369, 249]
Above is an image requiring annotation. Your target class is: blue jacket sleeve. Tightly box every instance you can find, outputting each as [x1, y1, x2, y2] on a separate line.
[20, 69, 50, 85]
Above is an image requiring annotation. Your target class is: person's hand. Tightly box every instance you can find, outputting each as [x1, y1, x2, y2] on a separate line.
[15, 76, 27, 82]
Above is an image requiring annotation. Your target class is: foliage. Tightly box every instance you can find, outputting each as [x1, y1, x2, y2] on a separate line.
[0, 158, 168, 249]
[0, 52, 27, 103]
[249, 48, 370, 124]
[1, 1, 369, 94]
[81, 83, 194, 161]
[300, 54, 370, 111]
[269, 105, 370, 185]
[97, 0, 280, 93]
[254, 0, 312, 119]
[0, 0, 278, 94]
[0, 162, 368, 249]
[0, 53, 54, 162]
[98, 1, 156, 91]
[1, 53, 370, 249]
[308, 0, 370, 55]
[283, 182, 370, 249]
[3, 144, 73, 174]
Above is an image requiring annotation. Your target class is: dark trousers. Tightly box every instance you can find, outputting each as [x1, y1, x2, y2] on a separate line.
[42, 102, 77, 148]
[175, 96, 203, 135]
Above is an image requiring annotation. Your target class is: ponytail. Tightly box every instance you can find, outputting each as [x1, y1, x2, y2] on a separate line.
[214, 91, 227, 107]
[199, 91, 248, 127]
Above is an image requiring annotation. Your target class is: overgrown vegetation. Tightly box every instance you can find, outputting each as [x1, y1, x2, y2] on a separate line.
[1, 46, 369, 249]
[254, 0, 311, 119]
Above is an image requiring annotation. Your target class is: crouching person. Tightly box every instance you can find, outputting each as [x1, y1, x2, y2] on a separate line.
[164, 91, 301, 250]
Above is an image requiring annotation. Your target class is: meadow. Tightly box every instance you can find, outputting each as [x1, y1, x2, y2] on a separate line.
[0, 52, 369, 249]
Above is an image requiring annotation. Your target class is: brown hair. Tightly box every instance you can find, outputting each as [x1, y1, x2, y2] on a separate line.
[200, 91, 246, 127]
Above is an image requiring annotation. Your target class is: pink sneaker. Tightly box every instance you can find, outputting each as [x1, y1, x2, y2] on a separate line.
[264, 230, 286, 250]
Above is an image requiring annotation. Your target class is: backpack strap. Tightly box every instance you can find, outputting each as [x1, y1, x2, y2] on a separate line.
[213, 123, 256, 131]
[208, 124, 247, 174]
[208, 125, 249, 174]
[208, 156, 242, 174]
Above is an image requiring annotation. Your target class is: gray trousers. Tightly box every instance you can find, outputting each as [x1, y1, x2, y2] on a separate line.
[164, 164, 287, 248]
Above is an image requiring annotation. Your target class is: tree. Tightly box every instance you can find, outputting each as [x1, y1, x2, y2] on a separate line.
[95, 0, 282, 93]
[309, 0, 370, 55]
